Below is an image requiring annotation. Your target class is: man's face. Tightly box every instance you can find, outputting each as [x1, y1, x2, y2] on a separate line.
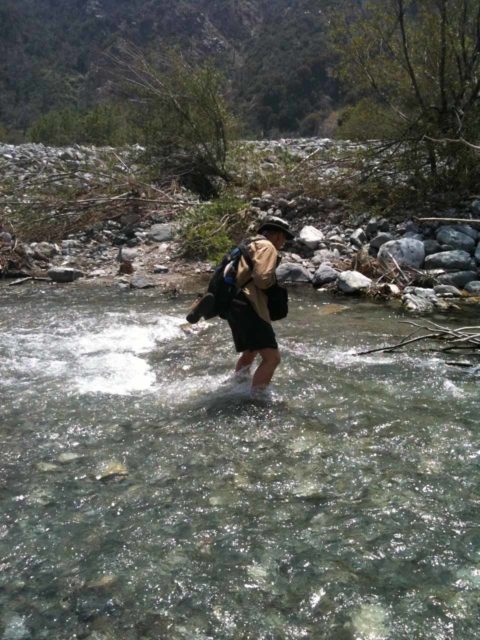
[272, 231, 287, 250]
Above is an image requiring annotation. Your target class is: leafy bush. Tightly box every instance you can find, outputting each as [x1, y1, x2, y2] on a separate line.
[113, 46, 236, 198]
[179, 195, 247, 262]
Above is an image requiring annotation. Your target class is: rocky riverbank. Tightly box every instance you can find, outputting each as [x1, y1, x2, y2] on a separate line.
[1, 140, 480, 313]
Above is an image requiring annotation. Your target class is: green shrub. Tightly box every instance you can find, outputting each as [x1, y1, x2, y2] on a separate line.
[179, 195, 246, 262]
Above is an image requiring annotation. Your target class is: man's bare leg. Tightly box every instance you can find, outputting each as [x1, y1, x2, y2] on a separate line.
[235, 350, 258, 377]
[251, 348, 281, 390]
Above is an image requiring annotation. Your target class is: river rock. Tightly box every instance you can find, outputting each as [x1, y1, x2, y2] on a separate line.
[423, 239, 442, 255]
[365, 218, 379, 238]
[436, 270, 478, 288]
[34, 242, 59, 258]
[311, 249, 339, 266]
[312, 264, 338, 287]
[96, 461, 128, 481]
[349, 228, 367, 248]
[48, 267, 84, 283]
[337, 270, 372, 293]
[130, 275, 155, 289]
[298, 225, 324, 249]
[276, 262, 312, 283]
[424, 250, 473, 271]
[402, 287, 439, 312]
[434, 284, 462, 297]
[471, 199, 480, 215]
[436, 226, 476, 253]
[147, 223, 174, 243]
[465, 281, 480, 294]
[475, 244, 480, 264]
[449, 224, 478, 241]
[370, 233, 394, 251]
[378, 238, 425, 268]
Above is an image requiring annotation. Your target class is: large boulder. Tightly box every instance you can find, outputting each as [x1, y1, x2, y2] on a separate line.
[378, 238, 425, 269]
[424, 250, 473, 271]
[312, 264, 338, 287]
[298, 225, 324, 250]
[475, 243, 480, 265]
[48, 267, 84, 283]
[337, 270, 372, 294]
[436, 226, 476, 254]
[276, 262, 312, 283]
[436, 270, 477, 288]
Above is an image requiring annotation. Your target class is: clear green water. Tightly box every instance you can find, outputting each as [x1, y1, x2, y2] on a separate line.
[0, 284, 479, 639]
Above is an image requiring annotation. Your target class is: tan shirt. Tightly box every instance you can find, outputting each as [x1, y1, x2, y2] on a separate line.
[236, 235, 278, 324]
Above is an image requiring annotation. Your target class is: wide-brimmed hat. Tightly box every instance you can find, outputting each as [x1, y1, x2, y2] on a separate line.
[258, 216, 295, 240]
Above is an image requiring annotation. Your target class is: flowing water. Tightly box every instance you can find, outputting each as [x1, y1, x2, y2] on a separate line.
[0, 284, 479, 640]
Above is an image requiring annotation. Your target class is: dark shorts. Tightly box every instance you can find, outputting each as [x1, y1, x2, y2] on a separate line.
[226, 294, 278, 353]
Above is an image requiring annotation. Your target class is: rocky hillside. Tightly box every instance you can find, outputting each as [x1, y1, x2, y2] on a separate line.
[0, 0, 336, 139]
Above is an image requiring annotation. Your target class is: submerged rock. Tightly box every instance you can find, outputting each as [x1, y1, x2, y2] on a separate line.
[95, 461, 128, 481]
[2, 614, 30, 640]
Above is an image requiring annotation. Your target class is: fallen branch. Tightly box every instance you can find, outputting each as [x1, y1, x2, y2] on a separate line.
[356, 320, 480, 358]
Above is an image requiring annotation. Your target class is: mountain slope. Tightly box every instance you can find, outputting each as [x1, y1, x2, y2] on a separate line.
[0, 0, 336, 139]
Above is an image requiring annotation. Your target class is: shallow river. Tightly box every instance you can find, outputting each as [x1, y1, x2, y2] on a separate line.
[0, 284, 479, 640]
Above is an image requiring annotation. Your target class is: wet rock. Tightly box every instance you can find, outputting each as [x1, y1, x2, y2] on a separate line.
[378, 238, 425, 268]
[424, 250, 473, 271]
[48, 267, 84, 283]
[312, 264, 338, 287]
[436, 270, 478, 288]
[475, 243, 480, 264]
[95, 461, 128, 481]
[436, 226, 476, 254]
[337, 270, 372, 293]
[465, 281, 480, 295]
[36, 462, 61, 473]
[87, 575, 118, 590]
[299, 225, 324, 249]
[276, 262, 312, 283]
[58, 452, 82, 464]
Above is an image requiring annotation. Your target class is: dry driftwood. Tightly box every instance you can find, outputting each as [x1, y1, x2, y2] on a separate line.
[356, 320, 480, 362]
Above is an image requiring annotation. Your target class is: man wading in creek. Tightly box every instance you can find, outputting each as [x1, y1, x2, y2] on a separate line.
[187, 216, 294, 398]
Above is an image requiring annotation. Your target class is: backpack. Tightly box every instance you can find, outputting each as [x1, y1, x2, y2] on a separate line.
[186, 238, 289, 323]
[207, 241, 254, 319]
